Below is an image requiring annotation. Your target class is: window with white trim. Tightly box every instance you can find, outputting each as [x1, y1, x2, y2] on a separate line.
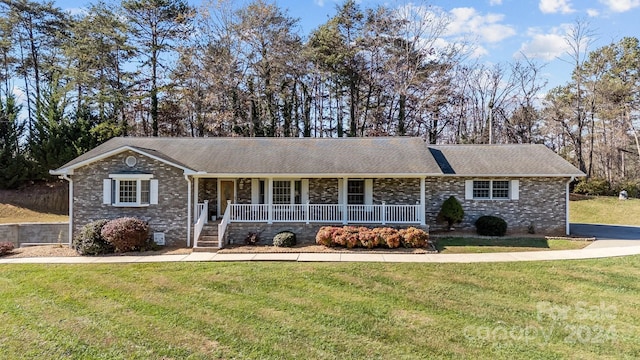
[347, 180, 365, 204]
[472, 180, 510, 200]
[106, 174, 157, 206]
[272, 180, 302, 204]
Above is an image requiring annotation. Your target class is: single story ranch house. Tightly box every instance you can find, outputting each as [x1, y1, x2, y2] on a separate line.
[51, 137, 584, 249]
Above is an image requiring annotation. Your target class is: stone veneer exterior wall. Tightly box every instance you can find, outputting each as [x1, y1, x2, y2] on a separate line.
[309, 178, 339, 203]
[72, 150, 189, 246]
[373, 178, 420, 204]
[425, 177, 568, 235]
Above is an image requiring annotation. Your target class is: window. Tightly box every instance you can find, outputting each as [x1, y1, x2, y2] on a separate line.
[272, 180, 302, 204]
[348, 180, 365, 204]
[492, 180, 510, 199]
[472, 180, 510, 200]
[472, 180, 490, 199]
[106, 174, 156, 206]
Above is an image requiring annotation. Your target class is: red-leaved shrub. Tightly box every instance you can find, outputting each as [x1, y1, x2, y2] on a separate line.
[101, 217, 150, 252]
[315, 226, 428, 249]
[371, 227, 402, 248]
[0, 241, 15, 256]
[399, 227, 429, 248]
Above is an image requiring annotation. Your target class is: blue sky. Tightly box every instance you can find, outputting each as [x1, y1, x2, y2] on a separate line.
[57, 0, 639, 91]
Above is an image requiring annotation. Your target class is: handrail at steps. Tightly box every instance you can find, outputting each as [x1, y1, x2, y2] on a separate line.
[193, 200, 208, 248]
[218, 200, 231, 248]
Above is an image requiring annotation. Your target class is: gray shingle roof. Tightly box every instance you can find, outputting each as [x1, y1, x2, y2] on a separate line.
[57, 137, 442, 176]
[428, 144, 584, 176]
[53, 137, 584, 177]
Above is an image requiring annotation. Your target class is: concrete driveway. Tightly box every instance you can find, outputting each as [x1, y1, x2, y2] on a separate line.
[571, 223, 640, 249]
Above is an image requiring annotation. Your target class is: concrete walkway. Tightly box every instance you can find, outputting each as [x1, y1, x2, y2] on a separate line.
[3, 243, 640, 264]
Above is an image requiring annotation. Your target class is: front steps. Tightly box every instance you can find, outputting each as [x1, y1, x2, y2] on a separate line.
[193, 221, 220, 252]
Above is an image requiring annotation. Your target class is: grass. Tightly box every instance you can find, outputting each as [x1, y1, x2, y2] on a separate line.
[1, 260, 639, 359]
[0, 203, 68, 224]
[435, 237, 589, 253]
[570, 196, 640, 226]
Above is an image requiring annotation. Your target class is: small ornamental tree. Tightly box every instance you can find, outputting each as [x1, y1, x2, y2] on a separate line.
[438, 196, 464, 230]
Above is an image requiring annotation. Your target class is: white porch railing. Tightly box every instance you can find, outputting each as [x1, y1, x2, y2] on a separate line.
[227, 203, 422, 224]
[218, 200, 231, 248]
[193, 200, 208, 248]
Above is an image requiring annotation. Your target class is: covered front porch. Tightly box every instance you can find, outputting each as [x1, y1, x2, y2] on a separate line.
[191, 176, 427, 248]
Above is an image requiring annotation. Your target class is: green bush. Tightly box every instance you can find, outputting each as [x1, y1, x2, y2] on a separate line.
[573, 178, 613, 196]
[438, 196, 464, 229]
[614, 180, 640, 198]
[101, 217, 150, 253]
[0, 241, 14, 256]
[273, 231, 296, 247]
[475, 215, 508, 237]
[73, 219, 114, 255]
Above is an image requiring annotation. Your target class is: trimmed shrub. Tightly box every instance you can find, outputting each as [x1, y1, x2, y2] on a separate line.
[315, 227, 333, 247]
[371, 227, 401, 248]
[73, 219, 114, 255]
[614, 180, 640, 198]
[0, 241, 14, 256]
[475, 215, 508, 236]
[101, 217, 150, 253]
[399, 227, 429, 248]
[273, 231, 296, 247]
[315, 226, 429, 249]
[438, 196, 464, 229]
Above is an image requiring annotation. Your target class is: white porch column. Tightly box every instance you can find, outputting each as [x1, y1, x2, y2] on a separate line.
[420, 177, 426, 226]
[185, 175, 191, 247]
[342, 177, 348, 224]
[267, 178, 273, 224]
[193, 177, 199, 222]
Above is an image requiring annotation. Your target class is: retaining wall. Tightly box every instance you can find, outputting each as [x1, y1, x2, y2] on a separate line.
[0, 222, 69, 247]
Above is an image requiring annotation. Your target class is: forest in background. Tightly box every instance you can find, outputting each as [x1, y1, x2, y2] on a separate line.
[0, 0, 639, 194]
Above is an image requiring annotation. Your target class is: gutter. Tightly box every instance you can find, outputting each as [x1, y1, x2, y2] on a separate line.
[566, 176, 576, 235]
[185, 174, 191, 247]
[55, 172, 73, 247]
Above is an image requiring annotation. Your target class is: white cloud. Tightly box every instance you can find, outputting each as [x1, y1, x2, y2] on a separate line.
[446, 7, 516, 43]
[516, 27, 571, 61]
[539, 0, 575, 14]
[586, 8, 600, 17]
[599, 0, 640, 12]
[489, 0, 503, 5]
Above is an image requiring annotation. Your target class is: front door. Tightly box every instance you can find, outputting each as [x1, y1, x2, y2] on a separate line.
[220, 180, 235, 216]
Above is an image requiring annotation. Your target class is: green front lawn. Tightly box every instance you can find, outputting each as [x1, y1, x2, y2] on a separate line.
[570, 196, 640, 225]
[435, 237, 589, 253]
[1, 260, 639, 359]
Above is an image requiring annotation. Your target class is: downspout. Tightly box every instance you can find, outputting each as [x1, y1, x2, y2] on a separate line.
[566, 176, 576, 235]
[60, 174, 73, 247]
[185, 174, 191, 247]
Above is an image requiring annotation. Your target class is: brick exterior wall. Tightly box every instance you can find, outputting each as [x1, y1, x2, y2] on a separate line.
[198, 178, 218, 218]
[425, 177, 568, 235]
[72, 150, 189, 246]
[373, 178, 420, 204]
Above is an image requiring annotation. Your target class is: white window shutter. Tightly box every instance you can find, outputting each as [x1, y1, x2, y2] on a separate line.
[338, 179, 344, 204]
[251, 179, 260, 204]
[465, 180, 474, 200]
[103, 179, 111, 204]
[364, 179, 373, 205]
[150, 179, 159, 205]
[301, 179, 309, 203]
[511, 180, 519, 200]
